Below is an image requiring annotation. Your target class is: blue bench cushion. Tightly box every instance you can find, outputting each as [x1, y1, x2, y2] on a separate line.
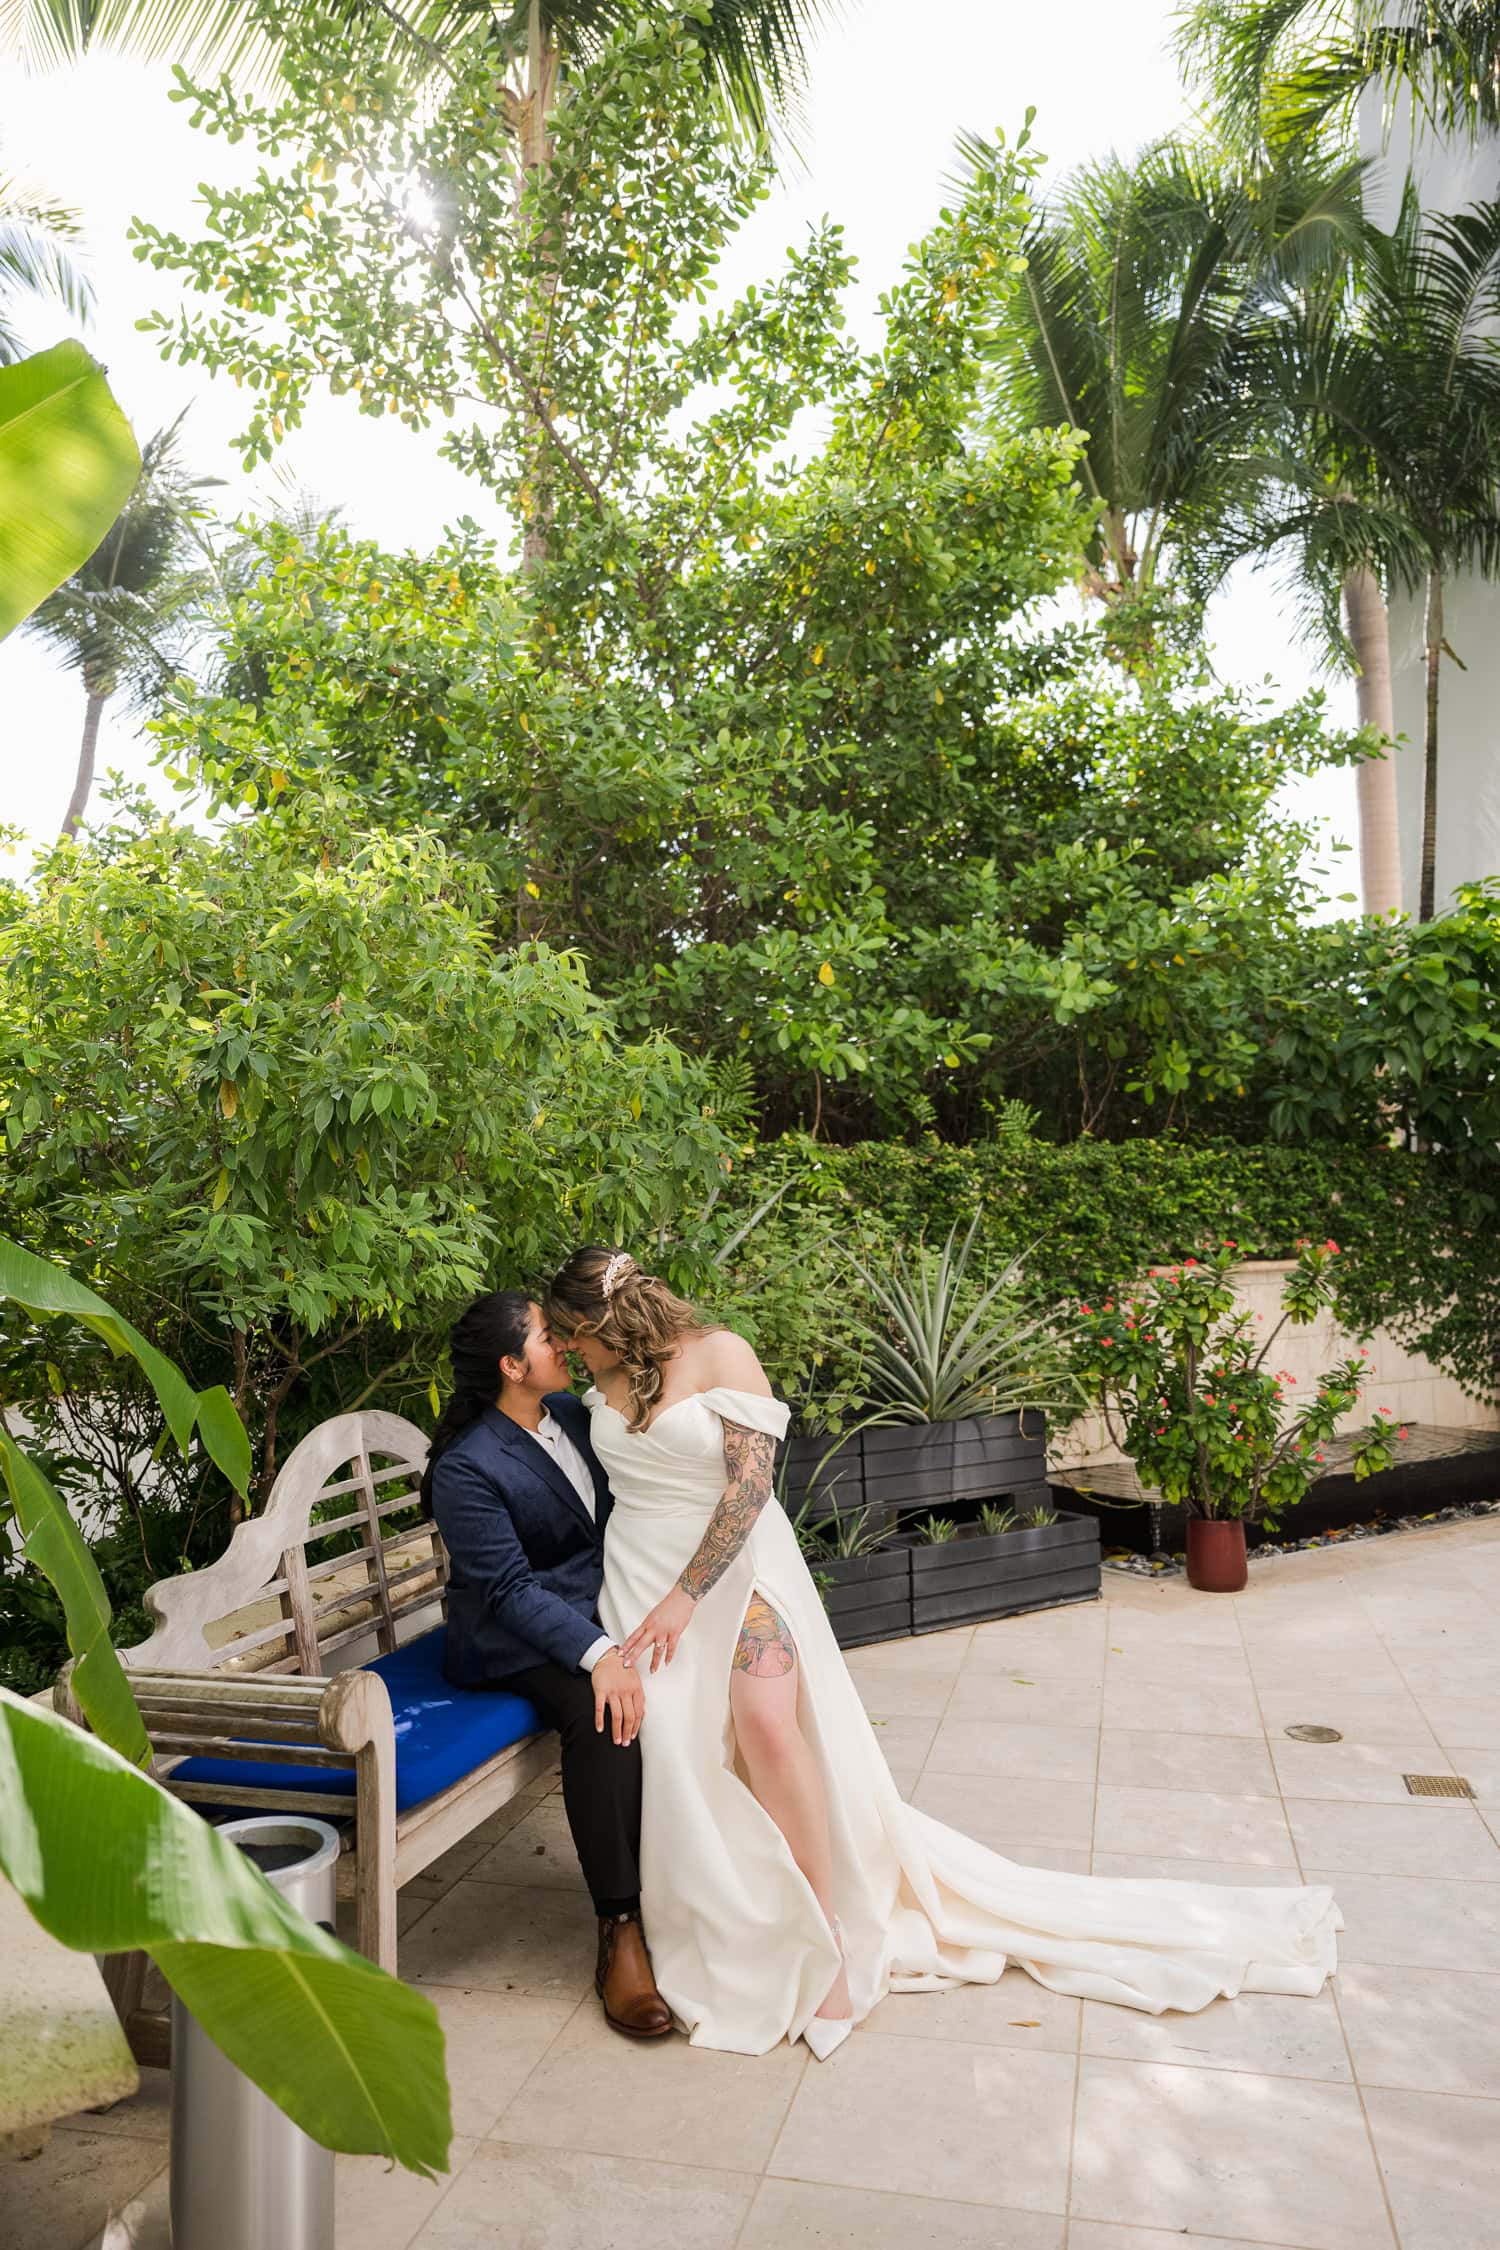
[169, 1626, 547, 1816]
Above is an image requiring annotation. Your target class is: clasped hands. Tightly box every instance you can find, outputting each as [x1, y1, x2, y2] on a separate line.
[592, 1582, 698, 1745]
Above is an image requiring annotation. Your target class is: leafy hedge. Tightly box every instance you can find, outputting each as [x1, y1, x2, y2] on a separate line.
[725, 1134, 1499, 1404]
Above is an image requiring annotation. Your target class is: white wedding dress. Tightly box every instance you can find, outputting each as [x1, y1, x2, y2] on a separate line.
[587, 1384, 1342, 2059]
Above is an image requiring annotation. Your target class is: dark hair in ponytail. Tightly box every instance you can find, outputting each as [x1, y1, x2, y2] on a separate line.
[420, 1289, 535, 1514]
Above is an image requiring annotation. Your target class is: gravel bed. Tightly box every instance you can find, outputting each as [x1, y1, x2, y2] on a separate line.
[1102, 1494, 1500, 1576]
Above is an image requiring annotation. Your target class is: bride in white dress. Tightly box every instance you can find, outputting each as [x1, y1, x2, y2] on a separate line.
[545, 1247, 1342, 2061]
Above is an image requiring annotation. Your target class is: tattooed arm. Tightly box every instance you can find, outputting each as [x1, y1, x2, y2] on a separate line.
[677, 1421, 776, 1601]
[616, 1418, 776, 1672]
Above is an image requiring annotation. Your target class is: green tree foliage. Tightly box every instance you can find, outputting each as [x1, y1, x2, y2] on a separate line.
[130, 8, 1368, 1139]
[0, 788, 731, 1533]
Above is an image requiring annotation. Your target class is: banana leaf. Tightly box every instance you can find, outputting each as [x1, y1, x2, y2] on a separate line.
[0, 342, 140, 642]
[0, 1687, 452, 2177]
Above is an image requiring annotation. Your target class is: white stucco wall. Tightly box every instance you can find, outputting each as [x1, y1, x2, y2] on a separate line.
[1357, 87, 1500, 917]
[1052, 1258, 1500, 1470]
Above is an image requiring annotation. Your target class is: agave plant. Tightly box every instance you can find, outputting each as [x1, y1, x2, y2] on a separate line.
[918, 1515, 959, 1544]
[843, 1219, 1079, 1427]
[978, 1501, 1018, 1536]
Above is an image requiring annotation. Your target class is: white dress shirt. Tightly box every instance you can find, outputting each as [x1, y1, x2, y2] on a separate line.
[531, 1408, 614, 1676]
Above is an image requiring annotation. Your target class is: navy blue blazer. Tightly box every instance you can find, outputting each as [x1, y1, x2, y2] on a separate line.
[432, 1393, 615, 1684]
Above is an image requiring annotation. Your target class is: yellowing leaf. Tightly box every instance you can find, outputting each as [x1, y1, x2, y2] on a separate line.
[524, 880, 541, 899]
[428, 1378, 441, 1417]
[219, 1080, 238, 1120]
[629, 1094, 642, 1120]
[818, 962, 835, 987]
[270, 769, 288, 793]
[864, 559, 876, 575]
[811, 645, 824, 665]
[212, 1168, 230, 1211]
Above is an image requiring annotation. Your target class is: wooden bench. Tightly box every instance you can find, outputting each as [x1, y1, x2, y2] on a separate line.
[61, 1409, 556, 2039]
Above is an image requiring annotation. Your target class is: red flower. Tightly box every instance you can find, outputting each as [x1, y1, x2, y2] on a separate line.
[1377, 1406, 1393, 1417]
[1103, 1300, 1115, 1311]
[1080, 1302, 1092, 1315]
[1223, 1238, 1237, 1249]
[1398, 1426, 1409, 1439]
[1101, 1336, 1115, 1348]
[1204, 1394, 1216, 1407]
[1184, 1257, 1198, 1268]
[1325, 1238, 1340, 1254]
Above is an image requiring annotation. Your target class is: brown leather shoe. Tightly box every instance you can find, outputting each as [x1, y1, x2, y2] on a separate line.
[596, 1911, 673, 2039]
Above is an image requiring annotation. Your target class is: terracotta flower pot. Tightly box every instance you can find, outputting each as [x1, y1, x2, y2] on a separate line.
[1186, 1516, 1248, 1593]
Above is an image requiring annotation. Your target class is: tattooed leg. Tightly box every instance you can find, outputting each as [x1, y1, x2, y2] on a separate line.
[728, 1594, 851, 2023]
[733, 1594, 797, 1676]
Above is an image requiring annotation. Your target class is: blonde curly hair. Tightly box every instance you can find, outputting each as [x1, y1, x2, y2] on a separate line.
[545, 1247, 710, 1430]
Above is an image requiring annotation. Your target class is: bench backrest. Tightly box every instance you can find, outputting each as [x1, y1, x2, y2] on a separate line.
[123, 1410, 444, 1677]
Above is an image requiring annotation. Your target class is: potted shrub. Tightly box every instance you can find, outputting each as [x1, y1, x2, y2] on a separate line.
[906, 1497, 1102, 1632]
[784, 1220, 1098, 1633]
[795, 1502, 916, 1650]
[1075, 1239, 1408, 1591]
[779, 1220, 1075, 1531]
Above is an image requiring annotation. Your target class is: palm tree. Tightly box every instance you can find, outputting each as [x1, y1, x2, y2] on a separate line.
[1198, 276, 1423, 915]
[1213, 190, 1500, 919]
[975, 134, 1362, 615]
[1359, 192, 1500, 918]
[0, 148, 93, 363]
[1178, 0, 1500, 154]
[25, 415, 220, 839]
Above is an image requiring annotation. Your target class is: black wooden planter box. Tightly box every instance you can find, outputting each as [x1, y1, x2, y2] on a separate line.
[909, 1511, 1101, 1634]
[816, 1543, 914, 1650]
[782, 1411, 1051, 1537]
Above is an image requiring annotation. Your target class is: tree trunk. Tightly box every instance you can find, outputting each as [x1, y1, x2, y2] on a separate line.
[59, 690, 106, 841]
[517, 0, 560, 576]
[1420, 564, 1443, 922]
[1341, 566, 1402, 917]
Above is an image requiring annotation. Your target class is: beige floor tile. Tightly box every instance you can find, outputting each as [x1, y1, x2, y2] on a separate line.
[848, 1630, 972, 1676]
[1303, 1870, 1500, 1971]
[466, 1801, 589, 1893]
[1070, 2058, 1394, 2248]
[946, 1673, 1105, 1727]
[69, 2068, 171, 2145]
[1098, 1729, 1276, 1798]
[1413, 1694, 1500, 1748]
[494, 2006, 806, 2170]
[861, 1715, 939, 1769]
[851, 1669, 961, 1719]
[1363, 2086, 1500, 2250]
[0, 2129, 166, 2250]
[78, 2167, 168, 2250]
[424, 1988, 578, 2137]
[1253, 1689, 1438, 1745]
[1102, 1645, 1253, 1689]
[1100, 1681, 1265, 1737]
[1285, 1798, 1500, 1880]
[739, 2177, 1063, 2249]
[911, 1770, 1095, 1851]
[1093, 1785, 1294, 1867]
[924, 1719, 1099, 1785]
[768, 2028, 1073, 2213]
[859, 1964, 1080, 2051]
[1270, 1738, 1457, 1803]
[414, 2144, 754, 2250]
[401, 1880, 596, 1998]
[1088, 1851, 1310, 1888]
[1336, 1963, 1500, 2096]
[1081, 1985, 1351, 2081]
[336, 2136, 477, 2250]
[1069, 2229, 1304, 2250]
[1098, 1607, 1244, 1648]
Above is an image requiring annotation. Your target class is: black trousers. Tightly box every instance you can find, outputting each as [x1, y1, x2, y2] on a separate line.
[500, 1658, 642, 1914]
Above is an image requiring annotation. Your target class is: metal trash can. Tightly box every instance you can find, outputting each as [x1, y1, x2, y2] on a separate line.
[170, 1816, 341, 2250]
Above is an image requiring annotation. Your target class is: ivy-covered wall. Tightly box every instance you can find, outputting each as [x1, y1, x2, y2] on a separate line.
[729, 1136, 1499, 1406]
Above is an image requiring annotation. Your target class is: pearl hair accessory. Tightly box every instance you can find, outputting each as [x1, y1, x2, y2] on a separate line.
[600, 1250, 634, 1300]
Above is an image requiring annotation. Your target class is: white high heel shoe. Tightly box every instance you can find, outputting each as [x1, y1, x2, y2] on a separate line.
[803, 1916, 852, 2061]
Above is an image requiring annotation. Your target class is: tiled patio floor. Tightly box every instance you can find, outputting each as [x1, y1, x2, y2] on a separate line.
[11, 1515, 1500, 2250]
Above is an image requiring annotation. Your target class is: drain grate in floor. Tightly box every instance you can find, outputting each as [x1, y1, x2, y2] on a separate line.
[1403, 1773, 1475, 1798]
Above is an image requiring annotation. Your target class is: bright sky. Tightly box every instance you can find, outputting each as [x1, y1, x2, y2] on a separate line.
[0, 0, 1357, 892]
